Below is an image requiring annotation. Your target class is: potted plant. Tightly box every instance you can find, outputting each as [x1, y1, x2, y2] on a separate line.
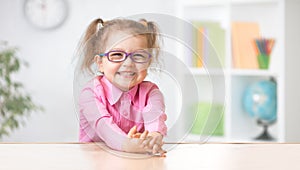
[0, 41, 43, 138]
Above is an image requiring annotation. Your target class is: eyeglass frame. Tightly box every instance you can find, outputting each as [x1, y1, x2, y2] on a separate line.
[99, 49, 152, 63]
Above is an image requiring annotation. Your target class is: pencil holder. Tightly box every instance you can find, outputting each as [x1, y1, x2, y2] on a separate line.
[257, 53, 269, 69]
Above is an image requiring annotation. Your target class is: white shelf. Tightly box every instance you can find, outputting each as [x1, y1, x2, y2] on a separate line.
[189, 67, 226, 76]
[230, 69, 278, 77]
[231, 0, 279, 5]
[179, 0, 227, 6]
[183, 134, 278, 143]
[189, 67, 278, 77]
[183, 134, 227, 143]
[176, 0, 286, 142]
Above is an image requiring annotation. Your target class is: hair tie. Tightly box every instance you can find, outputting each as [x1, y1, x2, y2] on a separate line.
[96, 18, 104, 36]
[139, 19, 148, 28]
[97, 19, 104, 30]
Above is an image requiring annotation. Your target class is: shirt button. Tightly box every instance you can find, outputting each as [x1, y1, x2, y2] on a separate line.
[123, 112, 128, 116]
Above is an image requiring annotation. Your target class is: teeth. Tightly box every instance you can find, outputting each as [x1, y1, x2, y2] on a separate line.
[118, 72, 135, 76]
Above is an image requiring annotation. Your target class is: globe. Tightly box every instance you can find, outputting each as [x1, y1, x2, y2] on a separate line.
[243, 80, 277, 140]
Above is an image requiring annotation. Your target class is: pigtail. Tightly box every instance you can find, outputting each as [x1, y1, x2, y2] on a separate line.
[147, 21, 160, 48]
[83, 18, 103, 42]
[139, 19, 160, 48]
[80, 18, 104, 73]
[139, 19, 161, 63]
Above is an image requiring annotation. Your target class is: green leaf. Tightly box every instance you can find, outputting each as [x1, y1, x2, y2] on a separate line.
[0, 42, 44, 138]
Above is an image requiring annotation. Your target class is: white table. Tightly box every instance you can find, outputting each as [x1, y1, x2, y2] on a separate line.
[0, 142, 300, 170]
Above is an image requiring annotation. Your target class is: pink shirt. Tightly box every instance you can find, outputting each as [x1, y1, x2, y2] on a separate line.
[79, 76, 167, 151]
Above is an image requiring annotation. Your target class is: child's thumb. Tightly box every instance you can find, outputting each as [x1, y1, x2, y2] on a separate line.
[127, 125, 137, 138]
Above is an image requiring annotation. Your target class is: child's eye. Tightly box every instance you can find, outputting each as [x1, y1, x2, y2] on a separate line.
[132, 53, 148, 62]
[109, 52, 125, 60]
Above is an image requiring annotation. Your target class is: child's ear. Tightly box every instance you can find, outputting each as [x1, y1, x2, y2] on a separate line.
[94, 55, 104, 72]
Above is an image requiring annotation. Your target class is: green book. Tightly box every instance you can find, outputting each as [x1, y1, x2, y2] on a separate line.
[190, 102, 225, 136]
[192, 21, 225, 68]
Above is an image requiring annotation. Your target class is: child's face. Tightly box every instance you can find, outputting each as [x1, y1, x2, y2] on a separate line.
[97, 32, 150, 91]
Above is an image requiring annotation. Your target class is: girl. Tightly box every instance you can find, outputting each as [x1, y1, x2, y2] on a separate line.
[77, 18, 167, 156]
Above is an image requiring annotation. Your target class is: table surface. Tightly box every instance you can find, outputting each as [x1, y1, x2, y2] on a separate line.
[1, 142, 300, 170]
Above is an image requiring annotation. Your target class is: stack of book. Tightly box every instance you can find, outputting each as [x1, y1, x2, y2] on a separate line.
[190, 21, 225, 69]
[231, 22, 261, 69]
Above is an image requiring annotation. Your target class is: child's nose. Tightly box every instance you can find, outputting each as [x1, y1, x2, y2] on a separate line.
[122, 55, 134, 66]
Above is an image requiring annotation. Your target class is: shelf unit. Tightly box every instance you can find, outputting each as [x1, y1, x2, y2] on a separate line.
[175, 0, 286, 142]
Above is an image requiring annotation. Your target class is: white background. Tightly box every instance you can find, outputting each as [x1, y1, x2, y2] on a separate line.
[0, 0, 176, 142]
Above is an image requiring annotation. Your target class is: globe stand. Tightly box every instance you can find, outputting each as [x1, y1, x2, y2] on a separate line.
[255, 119, 275, 141]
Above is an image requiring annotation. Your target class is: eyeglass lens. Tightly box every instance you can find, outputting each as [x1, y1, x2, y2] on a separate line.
[108, 51, 150, 63]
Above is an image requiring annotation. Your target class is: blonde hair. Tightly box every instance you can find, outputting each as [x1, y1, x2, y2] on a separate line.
[78, 18, 161, 74]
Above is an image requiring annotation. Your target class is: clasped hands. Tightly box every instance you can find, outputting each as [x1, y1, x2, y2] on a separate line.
[122, 126, 166, 157]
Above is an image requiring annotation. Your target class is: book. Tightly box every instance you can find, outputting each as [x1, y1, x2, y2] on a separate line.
[196, 27, 204, 67]
[192, 21, 225, 68]
[191, 21, 203, 67]
[190, 102, 224, 136]
[232, 22, 260, 69]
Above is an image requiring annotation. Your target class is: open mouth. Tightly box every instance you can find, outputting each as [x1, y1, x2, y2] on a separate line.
[117, 71, 136, 78]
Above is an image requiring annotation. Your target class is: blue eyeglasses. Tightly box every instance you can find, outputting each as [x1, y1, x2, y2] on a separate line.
[99, 50, 152, 63]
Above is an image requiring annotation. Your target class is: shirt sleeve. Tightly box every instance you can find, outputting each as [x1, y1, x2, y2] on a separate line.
[79, 84, 127, 151]
[142, 88, 168, 136]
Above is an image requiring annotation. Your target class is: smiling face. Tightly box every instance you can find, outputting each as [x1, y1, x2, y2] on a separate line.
[96, 32, 150, 91]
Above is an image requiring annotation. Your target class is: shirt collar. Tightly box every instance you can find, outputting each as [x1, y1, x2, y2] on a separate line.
[100, 76, 138, 105]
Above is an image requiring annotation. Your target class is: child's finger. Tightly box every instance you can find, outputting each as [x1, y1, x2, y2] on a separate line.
[159, 148, 167, 156]
[132, 133, 142, 138]
[159, 151, 167, 157]
[142, 137, 152, 148]
[140, 130, 148, 139]
[153, 144, 167, 157]
[148, 137, 158, 148]
[127, 125, 137, 138]
[152, 144, 159, 154]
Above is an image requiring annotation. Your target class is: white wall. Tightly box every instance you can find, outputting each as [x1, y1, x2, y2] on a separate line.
[0, 0, 175, 142]
[285, 0, 300, 142]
